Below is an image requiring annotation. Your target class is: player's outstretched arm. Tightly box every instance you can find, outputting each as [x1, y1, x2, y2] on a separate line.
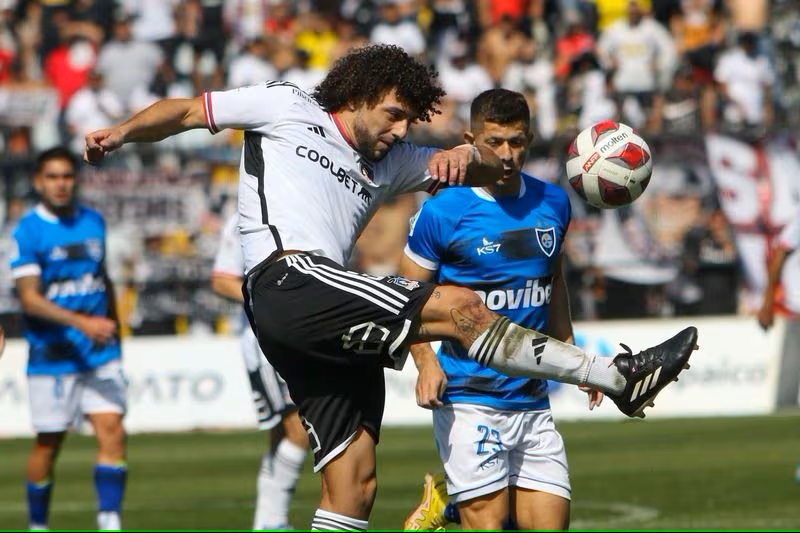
[84, 97, 207, 165]
[427, 144, 503, 188]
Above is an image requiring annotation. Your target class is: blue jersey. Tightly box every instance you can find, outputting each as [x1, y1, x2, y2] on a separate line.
[406, 173, 571, 410]
[10, 204, 120, 375]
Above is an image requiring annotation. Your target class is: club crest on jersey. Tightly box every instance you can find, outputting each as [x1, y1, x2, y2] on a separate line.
[535, 227, 556, 257]
[359, 161, 374, 181]
[85, 239, 104, 261]
[385, 275, 421, 291]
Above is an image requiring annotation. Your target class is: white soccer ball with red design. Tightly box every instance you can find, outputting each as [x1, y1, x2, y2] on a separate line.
[565, 120, 653, 209]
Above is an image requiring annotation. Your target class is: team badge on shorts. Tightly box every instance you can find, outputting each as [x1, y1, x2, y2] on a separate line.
[535, 227, 557, 257]
[386, 275, 421, 291]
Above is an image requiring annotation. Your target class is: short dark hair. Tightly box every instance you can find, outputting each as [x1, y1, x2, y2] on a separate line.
[36, 146, 78, 174]
[470, 89, 531, 132]
[312, 44, 445, 123]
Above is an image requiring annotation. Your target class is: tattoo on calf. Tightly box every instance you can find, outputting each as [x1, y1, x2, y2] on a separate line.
[450, 308, 482, 344]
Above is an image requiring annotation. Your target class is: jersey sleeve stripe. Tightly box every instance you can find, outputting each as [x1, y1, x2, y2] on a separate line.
[203, 92, 219, 134]
[12, 264, 41, 279]
[403, 244, 438, 271]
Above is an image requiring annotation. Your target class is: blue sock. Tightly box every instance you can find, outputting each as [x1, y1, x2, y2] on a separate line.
[94, 464, 127, 512]
[26, 479, 52, 527]
[444, 502, 460, 524]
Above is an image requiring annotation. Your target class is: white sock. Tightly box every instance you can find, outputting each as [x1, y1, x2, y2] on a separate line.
[255, 440, 306, 528]
[97, 511, 120, 531]
[311, 509, 368, 531]
[468, 317, 626, 394]
[253, 452, 274, 529]
[29, 525, 48, 531]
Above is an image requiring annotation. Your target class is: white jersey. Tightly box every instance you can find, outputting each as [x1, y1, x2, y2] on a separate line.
[203, 82, 439, 273]
[212, 213, 244, 278]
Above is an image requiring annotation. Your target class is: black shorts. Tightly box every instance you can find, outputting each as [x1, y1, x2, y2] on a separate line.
[244, 253, 435, 470]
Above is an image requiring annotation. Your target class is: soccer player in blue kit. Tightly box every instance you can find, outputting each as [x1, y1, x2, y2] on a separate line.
[10, 147, 127, 531]
[402, 89, 601, 531]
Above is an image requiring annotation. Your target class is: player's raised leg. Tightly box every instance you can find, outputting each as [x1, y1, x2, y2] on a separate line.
[416, 285, 698, 418]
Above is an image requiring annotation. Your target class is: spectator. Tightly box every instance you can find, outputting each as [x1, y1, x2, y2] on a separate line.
[597, 0, 677, 129]
[554, 10, 595, 82]
[670, 201, 740, 315]
[477, 14, 527, 86]
[64, 69, 124, 155]
[227, 36, 277, 88]
[437, 40, 493, 124]
[502, 36, 559, 139]
[714, 31, 775, 133]
[650, 61, 706, 135]
[95, 7, 164, 112]
[369, 0, 426, 59]
[294, 11, 338, 71]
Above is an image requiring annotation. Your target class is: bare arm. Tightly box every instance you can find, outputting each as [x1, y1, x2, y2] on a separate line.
[211, 273, 245, 303]
[758, 245, 792, 330]
[103, 273, 120, 324]
[426, 143, 504, 189]
[549, 254, 603, 409]
[547, 254, 574, 344]
[15, 275, 117, 343]
[84, 97, 207, 164]
[398, 254, 447, 408]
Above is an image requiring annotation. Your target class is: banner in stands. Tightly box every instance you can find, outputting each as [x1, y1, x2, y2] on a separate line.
[80, 168, 208, 236]
[0, 88, 59, 127]
[705, 133, 800, 297]
[0, 317, 785, 437]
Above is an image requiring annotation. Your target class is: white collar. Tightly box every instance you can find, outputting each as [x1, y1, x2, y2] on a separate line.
[471, 177, 526, 202]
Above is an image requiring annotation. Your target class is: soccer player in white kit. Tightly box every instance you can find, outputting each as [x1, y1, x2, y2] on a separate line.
[84, 45, 698, 530]
[212, 213, 309, 530]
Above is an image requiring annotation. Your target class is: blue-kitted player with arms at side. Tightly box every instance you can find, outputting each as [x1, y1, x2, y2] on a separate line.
[10, 147, 127, 531]
[401, 89, 602, 531]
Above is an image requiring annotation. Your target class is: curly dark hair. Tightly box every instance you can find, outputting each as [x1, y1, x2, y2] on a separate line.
[312, 44, 445, 123]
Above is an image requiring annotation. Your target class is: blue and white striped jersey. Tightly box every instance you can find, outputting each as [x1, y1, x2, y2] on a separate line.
[405, 173, 571, 410]
[10, 204, 120, 375]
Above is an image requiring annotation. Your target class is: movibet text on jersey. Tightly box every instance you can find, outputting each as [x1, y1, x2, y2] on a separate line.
[473, 277, 552, 311]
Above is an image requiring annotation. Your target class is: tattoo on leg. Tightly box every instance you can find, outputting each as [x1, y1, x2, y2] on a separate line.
[450, 308, 483, 344]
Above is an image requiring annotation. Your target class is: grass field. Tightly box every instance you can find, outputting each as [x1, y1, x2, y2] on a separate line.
[1, 414, 799, 530]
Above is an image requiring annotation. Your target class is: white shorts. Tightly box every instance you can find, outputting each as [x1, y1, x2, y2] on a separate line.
[241, 325, 294, 430]
[433, 403, 571, 503]
[28, 359, 127, 434]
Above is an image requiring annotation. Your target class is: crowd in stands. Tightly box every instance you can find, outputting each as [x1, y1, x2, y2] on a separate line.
[1, 0, 799, 336]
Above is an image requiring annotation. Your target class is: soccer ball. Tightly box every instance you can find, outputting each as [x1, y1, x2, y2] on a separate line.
[565, 120, 653, 209]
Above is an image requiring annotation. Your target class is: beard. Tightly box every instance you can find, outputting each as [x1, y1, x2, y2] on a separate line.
[352, 121, 391, 162]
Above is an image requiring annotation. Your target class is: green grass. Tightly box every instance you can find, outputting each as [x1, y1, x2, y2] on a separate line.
[1, 414, 799, 530]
